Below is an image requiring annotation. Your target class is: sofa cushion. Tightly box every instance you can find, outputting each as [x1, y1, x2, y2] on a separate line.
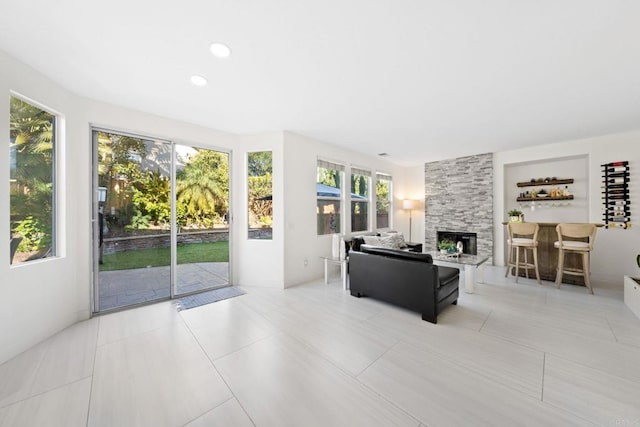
[361, 245, 433, 263]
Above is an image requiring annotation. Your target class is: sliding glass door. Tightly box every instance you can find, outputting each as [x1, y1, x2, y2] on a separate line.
[174, 144, 230, 296]
[93, 130, 230, 312]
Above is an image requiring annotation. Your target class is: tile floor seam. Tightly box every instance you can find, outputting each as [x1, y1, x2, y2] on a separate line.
[179, 396, 236, 427]
[354, 339, 402, 379]
[96, 317, 185, 348]
[0, 375, 93, 412]
[543, 351, 640, 387]
[478, 328, 553, 354]
[24, 341, 53, 401]
[373, 340, 594, 426]
[605, 317, 620, 343]
[181, 312, 258, 427]
[481, 306, 620, 344]
[0, 341, 53, 410]
[479, 318, 640, 383]
[478, 308, 493, 332]
[351, 350, 424, 426]
[397, 336, 546, 402]
[541, 352, 546, 402]
[85, 318, 100, 427]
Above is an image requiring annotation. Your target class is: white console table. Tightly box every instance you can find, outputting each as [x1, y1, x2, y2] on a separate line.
[321, 256, 348, 290]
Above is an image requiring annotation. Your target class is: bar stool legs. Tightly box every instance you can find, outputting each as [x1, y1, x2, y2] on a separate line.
[554, 223, 597, 294]
[505, 222, 541, 285]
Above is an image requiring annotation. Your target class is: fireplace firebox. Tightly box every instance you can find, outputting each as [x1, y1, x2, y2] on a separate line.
[436, 231, 477, 255]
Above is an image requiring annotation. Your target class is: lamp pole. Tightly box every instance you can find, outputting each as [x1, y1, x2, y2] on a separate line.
[402, 199, 415, 242]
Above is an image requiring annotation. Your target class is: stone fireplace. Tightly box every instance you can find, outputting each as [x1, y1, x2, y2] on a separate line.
[425, 153, 494, 261]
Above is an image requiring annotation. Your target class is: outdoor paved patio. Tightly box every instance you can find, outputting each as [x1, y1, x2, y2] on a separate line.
[97, 262, 229, 311]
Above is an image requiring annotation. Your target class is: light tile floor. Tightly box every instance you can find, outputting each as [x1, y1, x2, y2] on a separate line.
[1, 266, 640, 426]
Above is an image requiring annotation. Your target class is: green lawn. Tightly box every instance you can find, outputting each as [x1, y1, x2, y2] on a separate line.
[100, 241, 229, 271]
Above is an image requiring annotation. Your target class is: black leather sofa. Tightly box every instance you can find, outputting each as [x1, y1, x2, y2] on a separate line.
[349, 235, 422, 253]
[349, 245, 460, 324]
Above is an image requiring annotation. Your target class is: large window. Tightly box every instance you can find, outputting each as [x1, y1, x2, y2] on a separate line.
[247, 151, 273, 240]
[376, 173, 392, 229]
[317, 160, 344, 235]
[351, 167, 371, 232]
[10, 96, 57, 265]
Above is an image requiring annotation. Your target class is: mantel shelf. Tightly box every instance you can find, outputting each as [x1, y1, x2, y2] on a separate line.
[516, 195, 574, 202]
[517, 179, 574, 188]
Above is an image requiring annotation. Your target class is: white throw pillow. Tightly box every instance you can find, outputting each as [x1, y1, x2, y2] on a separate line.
[381, 232, 407, 249]
[362, 235, 382, 246]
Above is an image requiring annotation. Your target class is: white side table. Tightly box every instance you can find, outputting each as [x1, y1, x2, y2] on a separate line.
[624, 276, 640, 320]
[321, 256, 348, 290]
[428, 252, 489, 294]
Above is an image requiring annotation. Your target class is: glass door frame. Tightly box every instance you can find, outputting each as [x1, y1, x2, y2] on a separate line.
[91, 127, 233, 314]
[171, 141, 233, 298]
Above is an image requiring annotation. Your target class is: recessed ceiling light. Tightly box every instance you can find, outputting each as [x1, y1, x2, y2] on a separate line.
[190, 75, 208, 86]
[210, 42, 231, 58]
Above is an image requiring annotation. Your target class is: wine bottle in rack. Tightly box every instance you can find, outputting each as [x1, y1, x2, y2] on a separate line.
[604, 200, 628, 205]
[603, 166, 628, 173]
[608, 223, 630, 229]
[601, 184, 628, 189]
[606, 206, 629, 211]
[610, 217, 630, 222]
[605, 177, 630, 184]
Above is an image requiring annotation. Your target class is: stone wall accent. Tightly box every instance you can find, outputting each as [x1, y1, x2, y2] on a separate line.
[102, 228, 272, 254]
[424, 153, 494, 261]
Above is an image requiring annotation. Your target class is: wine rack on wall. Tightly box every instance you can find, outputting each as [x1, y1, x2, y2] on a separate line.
[602, 161, 631, 229]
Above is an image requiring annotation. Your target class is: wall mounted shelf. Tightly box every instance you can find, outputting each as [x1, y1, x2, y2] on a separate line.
[517, 179, 574, 188]
[516, 195, 574, 202]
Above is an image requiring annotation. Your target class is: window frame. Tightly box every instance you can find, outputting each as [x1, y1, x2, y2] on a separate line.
[350, 167, 372, 233]
[9, 92, 63, 266]
[375, 172, 393, 230]
[316, 160, 345, 235]
[246, 150, 273, 240]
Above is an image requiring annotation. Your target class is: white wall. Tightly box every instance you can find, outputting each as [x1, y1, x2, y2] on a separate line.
[281, 132, 408, 287]
[234, 132, 285, 287]
[494, 132, 640, 288]
[1, 49, 87, 364]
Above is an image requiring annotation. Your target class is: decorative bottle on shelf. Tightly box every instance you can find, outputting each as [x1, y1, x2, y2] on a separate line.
[562, 186, 571, 197]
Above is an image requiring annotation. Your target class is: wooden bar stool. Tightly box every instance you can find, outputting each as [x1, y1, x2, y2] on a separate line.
[505, 222, 541, 284]
[554, 223, 597, 294]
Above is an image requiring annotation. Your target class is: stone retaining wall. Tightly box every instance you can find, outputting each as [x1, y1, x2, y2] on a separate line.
[103, 228, 273, 254]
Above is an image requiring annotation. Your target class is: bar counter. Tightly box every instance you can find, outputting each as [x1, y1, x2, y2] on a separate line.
[503, 222, 603, 286]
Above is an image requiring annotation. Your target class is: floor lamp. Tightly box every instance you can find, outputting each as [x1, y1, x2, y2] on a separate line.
[402, 199, 416, 242]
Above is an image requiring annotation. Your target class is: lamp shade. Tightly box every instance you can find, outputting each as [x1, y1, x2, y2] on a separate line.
[402, 199, 416, 210]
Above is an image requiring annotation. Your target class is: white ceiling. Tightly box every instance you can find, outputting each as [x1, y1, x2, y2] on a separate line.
[1, 0, 639, 165]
